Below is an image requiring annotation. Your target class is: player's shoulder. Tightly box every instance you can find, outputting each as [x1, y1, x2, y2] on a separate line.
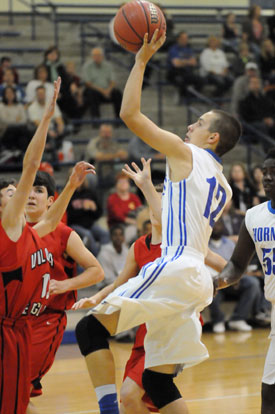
[245, 201, 269, 226]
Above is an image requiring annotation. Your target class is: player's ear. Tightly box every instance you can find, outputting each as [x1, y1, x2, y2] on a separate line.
[47, 196, 54, 208]
[208, 132, 220, 145]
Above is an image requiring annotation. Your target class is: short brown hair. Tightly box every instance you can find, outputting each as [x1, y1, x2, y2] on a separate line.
[209, 110, 242, 157]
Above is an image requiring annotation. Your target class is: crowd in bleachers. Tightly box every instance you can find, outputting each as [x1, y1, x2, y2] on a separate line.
[0, 3, 275, 333]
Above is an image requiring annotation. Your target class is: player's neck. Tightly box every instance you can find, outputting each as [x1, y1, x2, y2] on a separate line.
[26, 211, 46, 223]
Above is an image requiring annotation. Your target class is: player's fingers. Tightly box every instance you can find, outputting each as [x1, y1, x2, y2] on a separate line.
[151, 29, 159, 44]
[131, 162, 140, 172]
[122, 164, 134, 174]
[143, 33, 148, 44]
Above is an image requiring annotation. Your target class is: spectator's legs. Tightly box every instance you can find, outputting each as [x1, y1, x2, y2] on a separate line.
[71, 224, 100, 256]
[110, 88, 123, 118]
[83, 88, 102, 118]
[230, 276, 261, 321]
[209, 291, 225, 324]
[90, 223, 110, 249]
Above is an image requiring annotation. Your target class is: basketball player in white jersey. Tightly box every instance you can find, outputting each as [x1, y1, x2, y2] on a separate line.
[215, 148, 275, 414]
[75, 31, 241, 414]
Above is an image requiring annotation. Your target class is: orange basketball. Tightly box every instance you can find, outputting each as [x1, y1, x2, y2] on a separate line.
[114, 1, 166, 53]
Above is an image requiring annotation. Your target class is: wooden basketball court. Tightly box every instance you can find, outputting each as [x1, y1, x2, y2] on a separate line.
[33, 328, 269, 414]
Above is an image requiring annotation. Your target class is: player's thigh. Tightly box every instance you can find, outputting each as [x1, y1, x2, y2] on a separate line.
[121, 377, 145, 402]
[94, 311, 120, 336]
[148, 364, 178, 375]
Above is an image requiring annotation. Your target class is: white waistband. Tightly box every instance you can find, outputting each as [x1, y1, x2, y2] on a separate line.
[161, 245, 204, 262]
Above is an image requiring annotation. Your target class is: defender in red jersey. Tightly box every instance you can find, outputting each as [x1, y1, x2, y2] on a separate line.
[25, 171, 104, 414]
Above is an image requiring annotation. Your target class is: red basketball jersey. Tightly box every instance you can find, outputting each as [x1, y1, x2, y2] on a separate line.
[28, 222, 76, 312]
[0, 222, 52, 318]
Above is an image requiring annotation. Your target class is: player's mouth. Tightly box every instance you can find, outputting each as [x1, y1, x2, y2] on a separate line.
[27, 202, 36, 206]
[184, 136, 190, 142]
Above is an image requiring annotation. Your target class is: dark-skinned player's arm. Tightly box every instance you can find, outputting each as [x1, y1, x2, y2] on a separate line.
[2, 78, 61, 241]
[49, 231, 104, 295]
[213, 220, 255, 291]
[72, 243, 139, 310]
[34, 161, 95, 238]
[119, 31, 191, 164]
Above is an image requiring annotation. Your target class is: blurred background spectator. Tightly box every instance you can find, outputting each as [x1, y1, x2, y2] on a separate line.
[228, 162, 258, 214]
[259, 39, 275, 83]
[231, 42, 255, 78]
[97, 224, 128, 286]
[25, 64, 54, 105]
[222, 12, 239, 52]
[0, 56, 19, 84]
[85, 123, 128, 189]
[167, 31, 203, 100]
[67, 176, 109, 256]
[0, 68, 25, 103]
[252, 164, 268, 204]
[242, 5, 266, 58]
[107, 172, 142, 244]
[200, 36, 232, 96]
[231, 61, 260, 115]
[0, 86, 31, 154]
[82, 47, 122, 121]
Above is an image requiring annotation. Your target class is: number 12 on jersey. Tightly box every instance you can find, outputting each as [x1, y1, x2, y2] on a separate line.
[203, 177, 226, 227]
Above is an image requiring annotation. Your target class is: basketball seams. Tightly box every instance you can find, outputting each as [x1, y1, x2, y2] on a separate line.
[122, 8, 144, 41]
[138, 0, 150, 38]
[114, 29, 142, 47]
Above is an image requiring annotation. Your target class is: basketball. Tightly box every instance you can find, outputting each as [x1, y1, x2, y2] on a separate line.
[114, 1, 166, 53]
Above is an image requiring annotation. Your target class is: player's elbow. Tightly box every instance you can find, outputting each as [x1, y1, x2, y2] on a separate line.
[96, 264, 104, 283]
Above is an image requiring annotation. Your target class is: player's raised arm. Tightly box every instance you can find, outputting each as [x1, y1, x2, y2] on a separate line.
[214, 221, 255, 290]
[122, 157, 162, 223]
[120, 31, 191, 161]
[2, 78, 61, 237]
[34, 161, 95, 237]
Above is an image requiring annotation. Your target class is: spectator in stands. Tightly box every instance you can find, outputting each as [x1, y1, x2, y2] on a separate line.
[0, 56, 19, 84]
[43, 45, 81, 120]
[82, 47, 122, 121]
[27, 85, 64, 161]
[97, 224, 129, 285]
[231, 42, 255, 77]
[85, 123, 128, 189]
[259, 39, 275, 83]
[0, 86, 31, 153]
[222, 12, 239, 52]
[65, 61, 84, 113]
[267, 8, 275, 44]
[220, 199, 244, 243]
[238, 76, 275, 149]
[67, 176, 109, 257]
[208, 219, 263, 333]
[228, 162, 258, 214]
[0, 68, 25, 103]
[107, 172, 142, 244]
[242, 5, 266, 57]
[167, 31, 203, 99]
[230, 61, 260, 115]
[199, 36, 232, 96]
[25, 64, 54, 105]
[252, 164, 268, 204]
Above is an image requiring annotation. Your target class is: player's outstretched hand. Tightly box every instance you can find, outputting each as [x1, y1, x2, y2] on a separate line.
[49, 279, 70, 295]
[136, 29, 166, 65]
[68, 161, 95, 189]
[44, 77, 61, 120]
[71, 296, 99, 310]
[122, 157, 152, 190]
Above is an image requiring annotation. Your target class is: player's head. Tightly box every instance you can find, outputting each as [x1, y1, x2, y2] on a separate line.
[0, 178, 16, 215]
[110, 224, 125, 251]
[142, 219, 152, 235]
[262, 148, 275, 200]
[186, 110, 241, 157]
[25, 171, 56, 222]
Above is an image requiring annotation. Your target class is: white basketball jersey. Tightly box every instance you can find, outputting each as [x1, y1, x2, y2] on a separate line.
[245, 201, 275, 304]
[161, 144, 232, 257]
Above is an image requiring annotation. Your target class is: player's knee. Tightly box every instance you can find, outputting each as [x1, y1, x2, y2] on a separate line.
[261, 383, 275, 414]
[75, 315, 110, 356]
[142, 369, 181, 409]
[120, 379, 142, 409]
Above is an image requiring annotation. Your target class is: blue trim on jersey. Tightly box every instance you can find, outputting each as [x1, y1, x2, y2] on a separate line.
[130, 257, 166, 299]
[183, 180, 187, 245]
[133, 260, 169, 298]
[166, 183, 171, 246]
[179, 182, 183, 245]
[170, 182, 173, 245]
[205, 149, 222, 165]
[268, 201, 275, 214]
